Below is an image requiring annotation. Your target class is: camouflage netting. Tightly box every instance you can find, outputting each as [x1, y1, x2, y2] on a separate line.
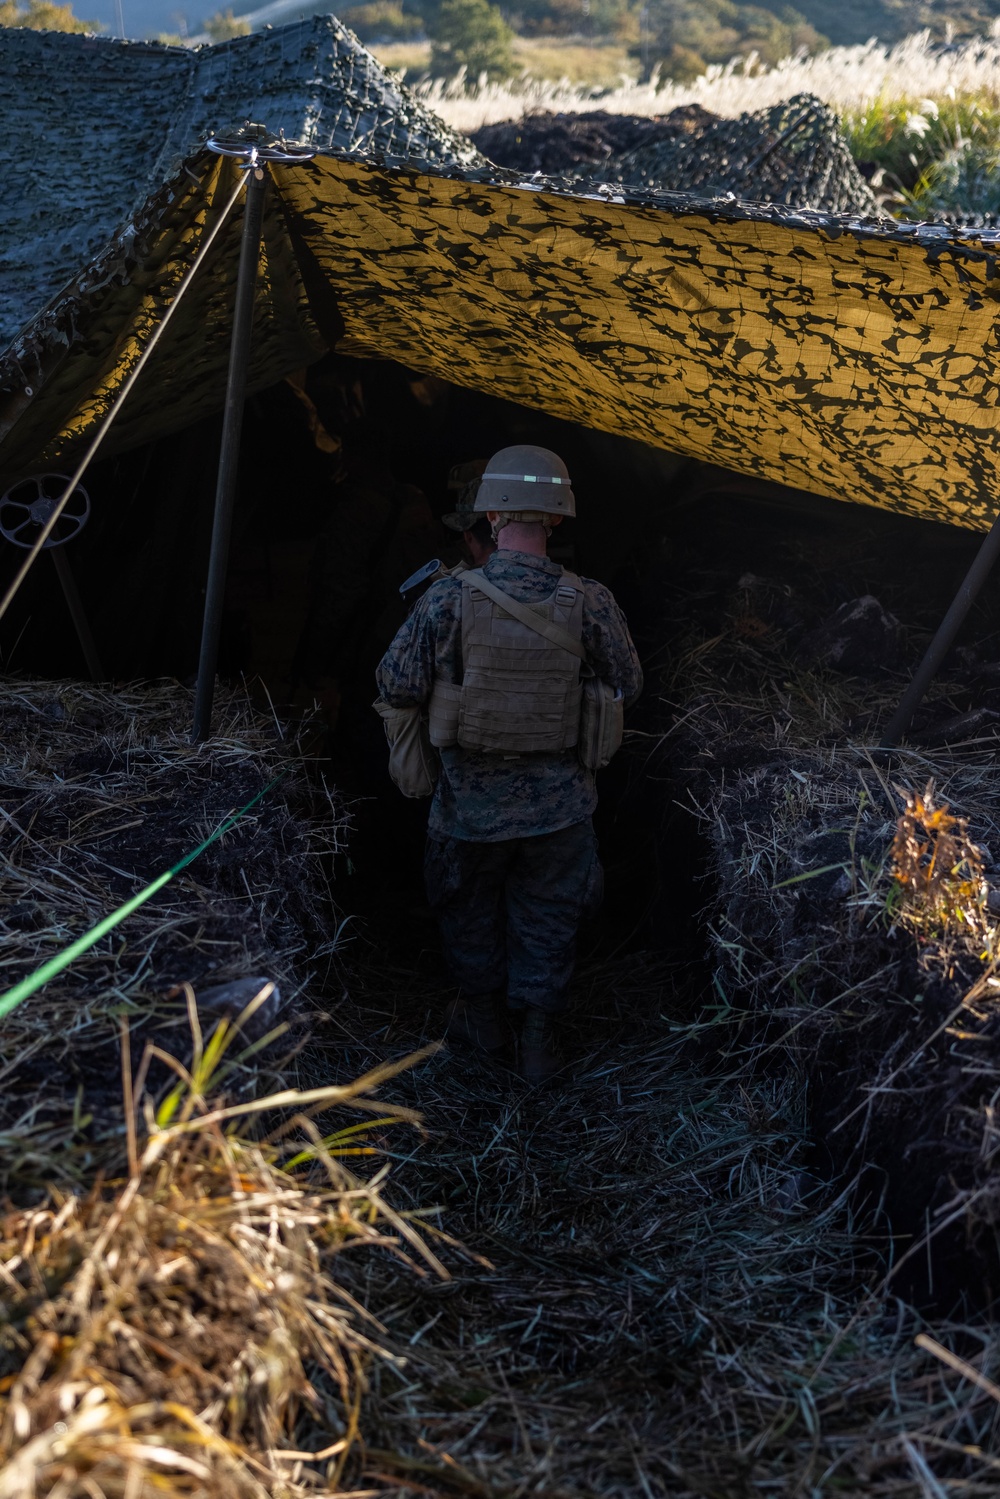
[579, 94, 879, 217]
[471, 105, 718, 176]
[6, 21, 1000, 533]
[0, 17, 484, 350]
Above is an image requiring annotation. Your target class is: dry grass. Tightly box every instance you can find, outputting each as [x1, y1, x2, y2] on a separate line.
[369, 39, 433, 78]
[891, 780, 992, 941]
[0, 999, 443, 1499]
[6, 653, 1000, 1491]
[0, 678, 345, 1195]
[6, 874, 1000, 1495]
[5, 756, 1000, 1490]
[636, 503, 1000, 1339]
[420, 31, 1000, 131]
[509, 38, 634, 89]
[289, 944, 1000, 1496]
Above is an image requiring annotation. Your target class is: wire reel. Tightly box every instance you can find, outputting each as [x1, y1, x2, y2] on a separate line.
[0, 473, 91, 549]
[0, 473, 103, 680]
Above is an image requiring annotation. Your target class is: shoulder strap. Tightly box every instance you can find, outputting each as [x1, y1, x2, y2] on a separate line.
[465, 570, 587, 663]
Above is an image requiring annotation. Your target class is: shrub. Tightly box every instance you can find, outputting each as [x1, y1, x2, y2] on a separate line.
[0, 0, 91, 29]
[660, 42, 709, 80]
[633, 0, 828, 81]
[341, 0, 423, 41]
[428, 0, 515, 79]
[842, 94, 1000, 215]
[508, 0, 635, 39]
[908, 131, 1000, 218]
[203, 6, 250, 38]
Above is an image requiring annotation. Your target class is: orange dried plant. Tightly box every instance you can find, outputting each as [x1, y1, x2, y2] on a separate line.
[890, 780, 988, 937]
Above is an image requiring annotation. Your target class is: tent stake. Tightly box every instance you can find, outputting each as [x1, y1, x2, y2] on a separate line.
[881, 508, 1000, 748]
[192, 159, 268, 742]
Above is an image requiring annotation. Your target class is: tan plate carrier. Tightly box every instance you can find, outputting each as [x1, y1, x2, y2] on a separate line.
[376, 569, 623, 797]
[430, 569, 623, 770]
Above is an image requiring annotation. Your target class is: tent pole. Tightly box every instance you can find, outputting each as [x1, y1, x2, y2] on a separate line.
[881, 508, 1000, 748]
[50, 548, 105, 681]
[192, 161, 268, 742]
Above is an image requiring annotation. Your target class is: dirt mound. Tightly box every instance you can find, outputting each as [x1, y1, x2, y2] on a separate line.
[643, 476, 1000, 1303]
[471, 105, 716, 175]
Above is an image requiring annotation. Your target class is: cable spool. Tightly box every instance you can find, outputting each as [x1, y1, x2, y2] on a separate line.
[0, 473, 91, 549]
[0, 473, 103, 679]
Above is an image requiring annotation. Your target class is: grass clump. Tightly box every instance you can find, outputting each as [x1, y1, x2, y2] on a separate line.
[0, 1000, 440, 1499]
[0, 679, 346, 1197]
[890, 779, 991, 940]
[842, 92, 1000, 217]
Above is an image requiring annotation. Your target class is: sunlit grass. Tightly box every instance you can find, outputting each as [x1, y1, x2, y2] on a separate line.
[842, 91, 1000, 215]
[419, 31, 1000, 131]
[368, 37, 431, 76]
[0, 996, 441, 1499]
[400, 30, 1000, 219]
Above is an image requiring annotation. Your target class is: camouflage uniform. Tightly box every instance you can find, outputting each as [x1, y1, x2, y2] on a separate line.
[376, 549, 642, 1013]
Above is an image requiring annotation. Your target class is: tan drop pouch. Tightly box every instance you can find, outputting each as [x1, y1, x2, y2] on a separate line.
[428, 679, 462, 748]
[578, 672, 624, 772]
[372, 699, 438, 799]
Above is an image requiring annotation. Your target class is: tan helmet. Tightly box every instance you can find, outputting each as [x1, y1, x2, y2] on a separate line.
[473, 445, 575, 518]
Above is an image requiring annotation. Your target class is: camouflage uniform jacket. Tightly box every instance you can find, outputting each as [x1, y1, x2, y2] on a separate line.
[376, 550, 643, 842]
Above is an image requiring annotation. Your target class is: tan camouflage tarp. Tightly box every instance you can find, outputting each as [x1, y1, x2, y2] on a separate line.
[4, 147, 1000, 529]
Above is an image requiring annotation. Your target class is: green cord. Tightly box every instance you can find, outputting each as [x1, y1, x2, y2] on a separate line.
[0, 772, 286, 1023]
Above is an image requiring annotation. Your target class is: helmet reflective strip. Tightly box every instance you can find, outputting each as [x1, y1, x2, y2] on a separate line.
[486, 472, 567, 484]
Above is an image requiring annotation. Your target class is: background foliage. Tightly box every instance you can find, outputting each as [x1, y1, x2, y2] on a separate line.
[0, 0, 91, 28]
[348, 0, 1000, 83]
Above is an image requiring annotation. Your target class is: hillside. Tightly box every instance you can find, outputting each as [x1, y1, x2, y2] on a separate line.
[350, 0, 1000, 86]
[628, 0, 1000, 80]
[794, 0, 1000, 47]
[11, 0, 1000, 64]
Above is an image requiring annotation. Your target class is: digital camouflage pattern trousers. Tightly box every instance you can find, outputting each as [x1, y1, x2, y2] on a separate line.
[424, 820, 603, 1015]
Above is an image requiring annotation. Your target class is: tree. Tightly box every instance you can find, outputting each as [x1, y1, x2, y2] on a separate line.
[340, 1, 422, 42]
[203, 6, 250, 38]
[0, 0, 92, 29]
[633, 0, 827, 80]
[429, 0, 515, 79]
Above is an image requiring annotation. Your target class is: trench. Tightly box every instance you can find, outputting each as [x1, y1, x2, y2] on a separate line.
[5, 355, 1000, 1489]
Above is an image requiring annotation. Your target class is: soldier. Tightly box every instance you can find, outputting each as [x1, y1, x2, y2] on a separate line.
[398, 462, 496, 607]
[375, 445, 642, 1082]
[442, 460, 495, 573]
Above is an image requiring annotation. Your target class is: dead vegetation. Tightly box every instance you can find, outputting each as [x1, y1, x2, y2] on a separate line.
[5, 596, 1000, 1492]
[646, 489, 1000, 1320]
[0, 999, 442, 1499]
[288, 944, 1000, 1497]
[890, 779, 991, 941]
[0, 678, 345, 1195]
[6, 920, 1000, 1496]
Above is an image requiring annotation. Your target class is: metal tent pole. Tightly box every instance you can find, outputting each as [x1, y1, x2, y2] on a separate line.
[192, 156, 268, 742]
[881, 508, 1000, 749]
[51, 548, 106, 681]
